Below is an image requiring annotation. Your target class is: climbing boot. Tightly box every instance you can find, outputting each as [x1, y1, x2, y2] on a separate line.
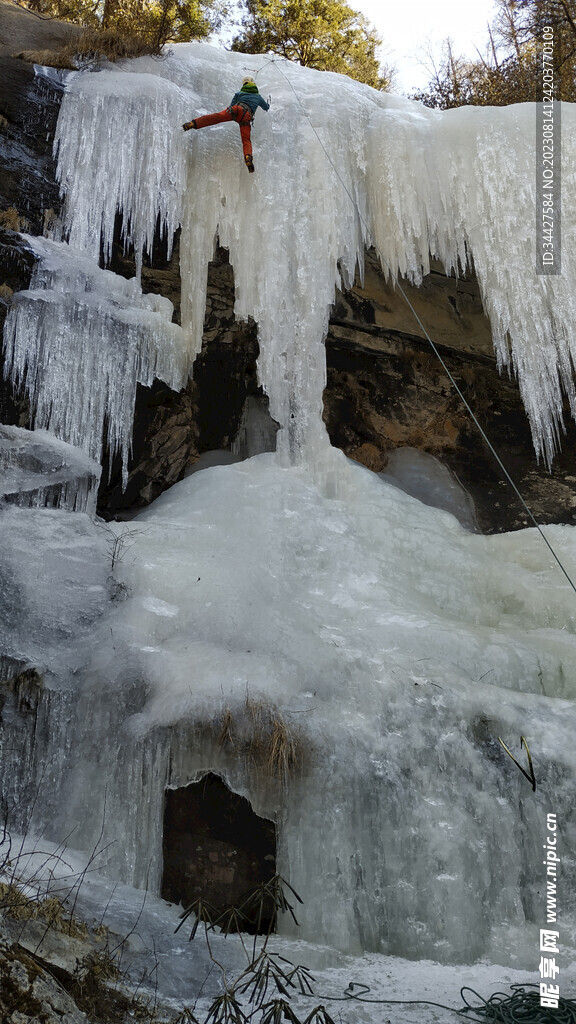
[182, 120, 198, 131]
[244, 154, 255, 173]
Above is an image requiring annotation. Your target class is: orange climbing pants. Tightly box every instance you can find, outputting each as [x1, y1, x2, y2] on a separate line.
[193, 105, 253, 158]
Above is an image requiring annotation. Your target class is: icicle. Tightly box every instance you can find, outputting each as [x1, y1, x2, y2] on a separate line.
[7, 43, 576, 482]
[3, 237, 187, 488]
[0, 426, 102, 515]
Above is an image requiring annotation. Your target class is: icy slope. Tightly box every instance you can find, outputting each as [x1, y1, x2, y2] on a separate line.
[5, 451, 576, 965]
[99, 451, 576, 965]
[4, 44, 576, 469]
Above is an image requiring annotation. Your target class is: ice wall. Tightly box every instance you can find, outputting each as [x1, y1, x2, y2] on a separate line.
[4, 44, 576, 469]
[0, 503, 110, 675]
[4, 453, 576, 966]
[3, 44, 576, 971]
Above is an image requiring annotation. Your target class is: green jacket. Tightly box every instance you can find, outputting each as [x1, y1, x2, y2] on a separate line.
[230, 83, 270, 115]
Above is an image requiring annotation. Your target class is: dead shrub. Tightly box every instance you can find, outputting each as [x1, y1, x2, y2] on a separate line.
[70, 24, 165, 62]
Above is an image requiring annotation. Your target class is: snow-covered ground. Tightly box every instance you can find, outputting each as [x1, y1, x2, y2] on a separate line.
[4, 837, 567, 1023]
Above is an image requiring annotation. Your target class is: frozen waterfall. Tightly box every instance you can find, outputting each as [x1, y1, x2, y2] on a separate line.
[2, 42, 576, 987]
[4, 44, 576, 468]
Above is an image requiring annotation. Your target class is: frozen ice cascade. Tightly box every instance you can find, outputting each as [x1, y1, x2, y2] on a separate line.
[3, 237, 186, 484]
[2, 42, 576, 995]
[4, 44, 576, 470]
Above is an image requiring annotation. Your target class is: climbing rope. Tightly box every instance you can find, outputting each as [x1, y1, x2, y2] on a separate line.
[308, 981, 576, 1023]
[459, 983, 576, 1024]
[254, 58, 576, 597]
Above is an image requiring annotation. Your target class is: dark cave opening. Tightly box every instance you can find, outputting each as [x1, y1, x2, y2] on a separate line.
[161, 772, 277, 933]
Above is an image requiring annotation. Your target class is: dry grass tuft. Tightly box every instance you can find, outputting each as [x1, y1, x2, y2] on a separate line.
[218, 695, 302, 784]
[0, 207, 31, 232]
[70, 24, 164, 62]
[266, 715, 299, 781]
[13, 47, 77, 69]
[0, 881, 89, 937]
[218, 706, 234, 748]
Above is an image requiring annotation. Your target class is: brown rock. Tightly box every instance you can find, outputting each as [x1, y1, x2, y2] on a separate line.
[0, 0, 81, 60]
[324, 250, 576, 533]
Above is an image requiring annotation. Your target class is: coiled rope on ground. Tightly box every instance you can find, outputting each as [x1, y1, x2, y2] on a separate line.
[312, 981, 576, 1023]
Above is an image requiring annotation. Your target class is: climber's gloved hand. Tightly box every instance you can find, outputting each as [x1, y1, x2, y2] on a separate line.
[267, 94, 272, 107]
[182, 121, 194, 131]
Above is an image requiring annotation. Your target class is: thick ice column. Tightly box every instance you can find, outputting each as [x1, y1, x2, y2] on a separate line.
[3, 236, 186, 486]
[52, 53, 375, 465]
[365, 98, 576, 466]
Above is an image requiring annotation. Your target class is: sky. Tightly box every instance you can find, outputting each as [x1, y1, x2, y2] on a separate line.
[217, 0, 501, 96]
[342, 0, 500, 94]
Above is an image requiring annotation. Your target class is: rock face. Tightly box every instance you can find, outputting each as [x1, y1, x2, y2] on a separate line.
[0, 0, 80, 425]
[161, 772, 277, 932]
[325, 253, 576, 533]
[0, 57, 65, 238]
[1, 4, 576, 535]
[0, 0, 81, 61]
[0, 941, 89, 1024]
[0, 901, 173, 1024]
[99, 241, 576, 533]
[0, 48, 66, 429]
[98, 244, 266, 515]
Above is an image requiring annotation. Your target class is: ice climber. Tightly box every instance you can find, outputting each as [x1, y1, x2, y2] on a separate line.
[182, 77, 270, 173]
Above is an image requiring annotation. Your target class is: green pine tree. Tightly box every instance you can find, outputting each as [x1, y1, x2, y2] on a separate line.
[230, 0, 393, 90]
